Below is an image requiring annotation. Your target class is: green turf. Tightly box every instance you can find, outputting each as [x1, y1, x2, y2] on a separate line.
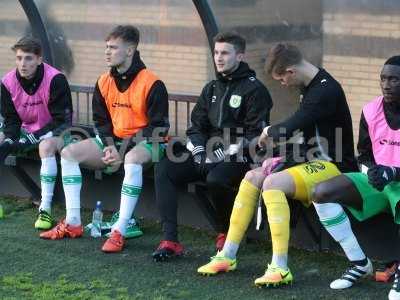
[0, 196, 392, 300]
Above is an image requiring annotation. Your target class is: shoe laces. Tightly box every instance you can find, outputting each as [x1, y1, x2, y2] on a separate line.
[345, 263, 364, 274]
[210, 251, 227, 261]
[343, 265, 356, 274]
[52, 221, 67, 237]
[158, 240, 175, 250]
[264, 264, 289, 277]
[109, 231, 123, 244]
[157, 240, 183, 256]
[340, 263, 368, 280]
[265, 264, 279, 274]
[216, 233, 226, 242]
[38, 210, 52, 222]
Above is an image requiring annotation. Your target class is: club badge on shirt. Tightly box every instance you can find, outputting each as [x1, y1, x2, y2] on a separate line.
[229, 95, 242, 108]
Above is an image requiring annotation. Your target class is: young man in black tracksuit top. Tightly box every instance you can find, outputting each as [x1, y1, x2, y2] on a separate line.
[152, 32, 273, 261]
[197, 43, 358, 286]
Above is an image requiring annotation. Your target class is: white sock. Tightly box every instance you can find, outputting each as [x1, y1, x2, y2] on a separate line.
[61, 157, 82, 226]
[272, 254, 288, 270]
[222, 241, 239, 259]
[39, 156, 57, 213]
[112, 164, 143, 236]
[313, 202, 366, 262]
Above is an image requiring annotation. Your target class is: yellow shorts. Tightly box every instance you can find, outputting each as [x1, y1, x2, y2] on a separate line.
[286, 160, 341, 206]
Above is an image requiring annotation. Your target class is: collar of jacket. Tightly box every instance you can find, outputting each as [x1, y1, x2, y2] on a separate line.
[110, 50, 146, 80]
[303, 68, 326, 91]
[216, 61, 256, 82]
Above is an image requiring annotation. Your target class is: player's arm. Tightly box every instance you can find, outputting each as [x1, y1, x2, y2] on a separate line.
[0, 83, 21, 142]
[92, 82, 115, 146]
[266, 85, 337, 142]
[243, 86, 273, 143]
[186, 84, 212, 155]
[137, 80, 169, 141]
[357, 111, 375, 172]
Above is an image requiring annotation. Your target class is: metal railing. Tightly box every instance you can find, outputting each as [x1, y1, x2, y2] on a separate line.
[69, 84, 198, 137]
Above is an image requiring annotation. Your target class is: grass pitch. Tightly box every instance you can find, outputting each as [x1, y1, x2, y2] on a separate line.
[0, 196, 391, 300]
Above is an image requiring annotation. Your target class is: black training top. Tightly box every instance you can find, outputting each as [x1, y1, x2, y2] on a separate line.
[267, 68, 358, 172]
[187, 62, 273, 152]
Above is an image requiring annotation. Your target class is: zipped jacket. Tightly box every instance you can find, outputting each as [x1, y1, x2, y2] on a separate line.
[186, 62, 272, 151]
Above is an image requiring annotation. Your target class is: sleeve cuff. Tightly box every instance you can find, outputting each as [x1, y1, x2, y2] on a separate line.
[191, 145, 205, 155]
[263, 126, 271, 136]
[393, 167, 400, 181]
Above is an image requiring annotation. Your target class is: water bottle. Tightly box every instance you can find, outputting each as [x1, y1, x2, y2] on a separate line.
[0, 204, 4, 219]
[90, 201, 103, 238]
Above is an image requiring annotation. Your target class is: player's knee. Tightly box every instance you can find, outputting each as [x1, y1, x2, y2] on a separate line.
[312, 182, 335, 203]
[124, 151, 140, 164]
[124, 145, 152, 165]
[39, 140, 57, 157]
[60, 143, 77, 161]
[244, 170, 264, 188]
[262, 173, 283, 191]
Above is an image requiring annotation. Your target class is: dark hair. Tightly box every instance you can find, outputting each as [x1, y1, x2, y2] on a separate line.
[106, 25, 140, 45]
[266, 43, 303, 75]
[11, 36, 42, 56]
[384, 56, 400, 67]
[213, 31, 246, 53]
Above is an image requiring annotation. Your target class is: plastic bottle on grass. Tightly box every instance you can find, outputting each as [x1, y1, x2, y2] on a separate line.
[0, 204, 4, 219]
[90, 201, 103, 237]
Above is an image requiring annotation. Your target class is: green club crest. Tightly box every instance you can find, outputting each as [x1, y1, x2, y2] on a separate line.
[229, 95, 242, 108]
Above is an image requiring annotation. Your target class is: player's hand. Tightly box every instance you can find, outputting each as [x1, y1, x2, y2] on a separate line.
[102, 145, 121, 166]
[257, 131, 275, 149]
[367, 164, 396, 191]
[262, 156, 283, 176]
[192, 150, 207, 175]
[209, 147, 225, 163]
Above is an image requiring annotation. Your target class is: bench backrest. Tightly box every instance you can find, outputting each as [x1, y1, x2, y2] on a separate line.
[70, 84, 198, 137]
